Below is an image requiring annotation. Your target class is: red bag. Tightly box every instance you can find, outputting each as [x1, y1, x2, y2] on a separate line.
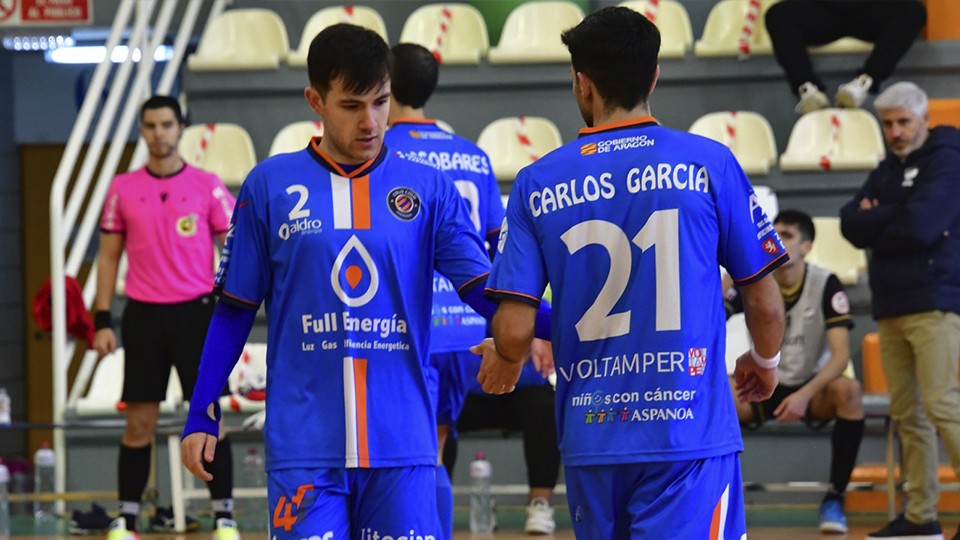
[33, 276, 95, 349]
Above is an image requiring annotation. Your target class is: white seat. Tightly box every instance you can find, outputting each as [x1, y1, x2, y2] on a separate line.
[694, 0, 776, 57]
[187, 9, 289, 71]
[477, 116, 563, 181]
[179, 123, 258, 187]
[752, 185, 779, 219]
[288, 6, 388, 67]
[807, 217, 868, 286]
[269, 121, 324, 157]
[400, 3, 489, 65]
[75, 349, 182, 416]
[688, 111, 778, 175]
[219, 343, 267, 414]
[487, 1, 585, 64]
[619, 0, 693, 58]
[779, 108, 885, 171]
[810, 37, 873, 55]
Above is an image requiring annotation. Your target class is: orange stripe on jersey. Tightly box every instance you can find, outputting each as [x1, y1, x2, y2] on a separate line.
[353, 358, 370, 468]
[579, 116, 658, 135]
[351, 176, 371, 230]
[391, 117, 438, 126]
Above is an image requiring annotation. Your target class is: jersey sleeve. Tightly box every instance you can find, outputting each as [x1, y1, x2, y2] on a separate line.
[207, 175, 236, 234]
[486, 169, 549, 307]
[433, 170, 492, 292]
[214, 169, 271, 309]
[821, 273, 854, 329]
[716, 151, 787, 284]
[100, 177, 125, 233]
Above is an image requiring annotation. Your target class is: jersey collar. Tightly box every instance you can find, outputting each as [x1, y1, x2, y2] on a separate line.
[308, 136, 387, 178]
[578, 117, 659, 137]
[390, 118, 438, 127]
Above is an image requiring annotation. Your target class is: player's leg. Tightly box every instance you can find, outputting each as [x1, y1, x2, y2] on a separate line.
[172, 295, 236, 527]
[268, 468, 349, 540]
[118, 299, 169, 532]
[431, 350, 469, 540]
[353, 466, 440, 540]
[560, 465, 624, 539]
[511, 384, 560, 534]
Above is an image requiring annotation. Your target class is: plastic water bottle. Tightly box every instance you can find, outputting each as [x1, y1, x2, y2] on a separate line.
[468, 451, 495, 535]
[241, 447, 267, 530]
[0, 458, 11, 540]
[33, 442, 56, 521]
[0, 388, 11, 425]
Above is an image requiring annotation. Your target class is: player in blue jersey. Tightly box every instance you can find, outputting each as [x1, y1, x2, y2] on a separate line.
[476, 7, 787, 539]
[384, 42, 506, 540]
[179, 24, 549, 540]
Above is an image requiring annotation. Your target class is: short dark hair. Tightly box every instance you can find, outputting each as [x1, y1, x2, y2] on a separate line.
[774, 209, 816, 242]
[141, 95, 183, 124]
[390, 43, 438, 109]
[307, 23, 391, 97]
[560, 6, 660, 112]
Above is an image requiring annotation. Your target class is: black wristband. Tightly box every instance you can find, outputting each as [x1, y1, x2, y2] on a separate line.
[93, 310, 113, 331]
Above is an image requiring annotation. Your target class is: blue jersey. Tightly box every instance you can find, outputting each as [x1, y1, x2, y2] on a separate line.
[216, 140, 490, 470]
[385, 119, 504, 354]
[487, 118, 786, 466]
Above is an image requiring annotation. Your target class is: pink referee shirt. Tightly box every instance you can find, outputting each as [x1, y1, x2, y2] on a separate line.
[100, 164, 235, 304]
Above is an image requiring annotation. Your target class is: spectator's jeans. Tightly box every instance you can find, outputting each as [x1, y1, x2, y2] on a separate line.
[878, 311, 960, 523]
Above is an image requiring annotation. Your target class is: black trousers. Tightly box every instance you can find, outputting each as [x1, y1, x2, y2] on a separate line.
[443, 384, 561, 490]
[765, 0, 926, 94]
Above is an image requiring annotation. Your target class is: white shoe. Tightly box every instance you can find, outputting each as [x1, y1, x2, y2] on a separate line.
[106, 518, 141, 540]
[214, 518, 241, 540]
[836, 74, 873, 108]
[795, 82, 829, 115]
[524, 498, 556, 535]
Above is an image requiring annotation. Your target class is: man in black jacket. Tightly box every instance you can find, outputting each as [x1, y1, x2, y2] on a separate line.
[841, 81, 960, 540]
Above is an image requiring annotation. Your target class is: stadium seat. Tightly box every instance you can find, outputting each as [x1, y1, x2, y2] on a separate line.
[688, 111, 778, 175]
[752, 185, 779, 219]
[929, 98, 960, 128]
[179, 123, 257, 188]
[219, 343, 267, 414]
[400, 4, 489, 65]
[269, 121, 324, 157]
[809, 37, 872, 55]
[619, 0, 693, 58]
[75, 349, 182, 416]
[288, 6, 388, 67]
[477, 116, 563, 181]
[487, 1, 584, 64]
[779, 108, 884, 171]
[806, 216, 867, 286]
[694, 0, 776, 57]
[187, 9, 289, 71]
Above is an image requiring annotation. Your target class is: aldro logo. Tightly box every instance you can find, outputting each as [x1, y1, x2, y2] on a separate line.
[331, 235, 380, 307]
[279, 184, 322, 240]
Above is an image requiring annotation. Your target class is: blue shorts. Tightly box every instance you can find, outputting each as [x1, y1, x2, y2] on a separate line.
[564, 453, 746, 540]
[431, 351, 474, 431]
[267, 466, 439, 539]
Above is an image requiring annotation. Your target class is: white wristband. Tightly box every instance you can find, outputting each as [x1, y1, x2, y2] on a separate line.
[750, 347, 780, 369]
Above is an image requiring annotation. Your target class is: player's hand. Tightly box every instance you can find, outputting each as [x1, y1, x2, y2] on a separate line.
[530, 338, 555, 378]
[774, 392, 810, 423]
[471, 338, 524, 395]
[733, 350, 778, 402]
[93, 328, 117, 357]
[181, 432, 217, 481]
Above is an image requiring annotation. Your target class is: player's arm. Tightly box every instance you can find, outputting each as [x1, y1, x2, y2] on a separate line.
[92, 232, 124, 356]
[734, 274, 784, 402]
[473, 299, 536, 394]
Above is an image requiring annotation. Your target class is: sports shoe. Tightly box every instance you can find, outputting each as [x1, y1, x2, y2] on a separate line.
[866, 514, 943, 539]
[795, 82, 829, 115]
[150, 505, 199, 532]
[70, 503, 114, 534]
[524, 497, 556, 535]
[836, 74, 873, 109]
[106, 518, 141, 540]
[818, 499, 848, 534]
[214, 518, 241, 540]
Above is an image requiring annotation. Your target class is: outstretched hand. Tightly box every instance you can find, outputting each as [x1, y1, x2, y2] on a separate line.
[471, 338, 524, 395]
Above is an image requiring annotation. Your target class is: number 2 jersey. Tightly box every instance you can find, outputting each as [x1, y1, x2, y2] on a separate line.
[215, 140, 491, 471]
[487, 118, 787, 466]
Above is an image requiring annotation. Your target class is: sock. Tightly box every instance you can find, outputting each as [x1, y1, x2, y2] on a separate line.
[205, 437, 234, 520]
[826, 418, 865, 501]
[118, 443, 151, 531]
[436, 464, 453, 540]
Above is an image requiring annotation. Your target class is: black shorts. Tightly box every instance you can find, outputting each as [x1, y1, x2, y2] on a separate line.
[120, 295, 216, 402]
[748, 380, 830, 430]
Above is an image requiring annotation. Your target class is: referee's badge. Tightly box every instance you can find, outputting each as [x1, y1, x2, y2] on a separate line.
[176, 214, 198, 236]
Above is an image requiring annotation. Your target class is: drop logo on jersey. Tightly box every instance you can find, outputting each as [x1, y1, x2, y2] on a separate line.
[331, 235, 380, 307]
[386, 187, 421, 221]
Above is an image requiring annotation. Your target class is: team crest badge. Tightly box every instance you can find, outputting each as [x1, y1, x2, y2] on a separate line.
[177, 214, 198, 237]
[387, 187, 421, 221]
[762, 238, 780, 254]
[688, 347, 707, 376]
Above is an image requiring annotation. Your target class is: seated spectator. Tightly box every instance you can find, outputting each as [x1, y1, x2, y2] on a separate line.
[765, 0, 926, 114]
[725, 209, 863, 534]
[442, 345, 561, 536]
